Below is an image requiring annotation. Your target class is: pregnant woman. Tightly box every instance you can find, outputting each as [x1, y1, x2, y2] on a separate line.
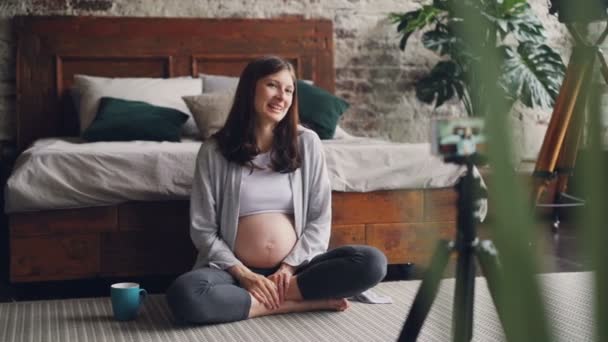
[166, 56, 387, 324]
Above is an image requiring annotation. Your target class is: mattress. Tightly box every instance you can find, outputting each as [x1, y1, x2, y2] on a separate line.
[4, 136, 472, 213]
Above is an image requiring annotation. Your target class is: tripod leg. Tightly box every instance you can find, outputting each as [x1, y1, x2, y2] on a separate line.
[475, 240, 551, 342]
[477, 242, 553, 342]
[550, 70, 589, 229]
[554, 46, 593, 192]
[475, 240, 508, 333]
[399, 240, 453, 342]
[533, 46, 596, 204]
[452, 238, 476, 342]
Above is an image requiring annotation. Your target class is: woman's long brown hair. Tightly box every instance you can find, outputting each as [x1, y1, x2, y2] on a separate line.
[214, 56, 301, 173]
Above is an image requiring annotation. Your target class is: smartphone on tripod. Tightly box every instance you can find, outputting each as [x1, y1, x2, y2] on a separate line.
[431, 117, 487, 160]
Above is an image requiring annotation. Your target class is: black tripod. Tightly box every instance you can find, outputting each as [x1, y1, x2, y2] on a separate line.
[398, 155, 505, 342]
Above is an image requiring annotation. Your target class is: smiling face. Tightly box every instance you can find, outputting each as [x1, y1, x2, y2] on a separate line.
[253, 69, 295, 127]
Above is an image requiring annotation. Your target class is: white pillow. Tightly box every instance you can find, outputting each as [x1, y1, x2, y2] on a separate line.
[73, 75, 202, 136]
[333, 125, 355, 139]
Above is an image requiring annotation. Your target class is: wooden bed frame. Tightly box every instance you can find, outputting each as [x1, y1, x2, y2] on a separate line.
[9, 16, 457, 282]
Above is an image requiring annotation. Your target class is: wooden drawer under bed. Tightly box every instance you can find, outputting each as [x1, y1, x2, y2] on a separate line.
[9, 189, 457, 282]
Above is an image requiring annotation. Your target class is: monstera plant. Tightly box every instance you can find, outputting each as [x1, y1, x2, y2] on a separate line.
[391, 0, 566, 116]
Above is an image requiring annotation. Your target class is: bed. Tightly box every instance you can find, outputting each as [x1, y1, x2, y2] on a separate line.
[6, 16, 465, 282]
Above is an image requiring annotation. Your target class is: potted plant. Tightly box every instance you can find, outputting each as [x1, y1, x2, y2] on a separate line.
[390, 0, 566, 117]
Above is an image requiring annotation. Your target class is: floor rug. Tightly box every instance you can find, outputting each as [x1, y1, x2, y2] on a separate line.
[0, 272, 593, 341]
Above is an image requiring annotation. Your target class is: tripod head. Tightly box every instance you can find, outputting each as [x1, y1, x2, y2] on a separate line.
[444, 153, 488, 167]
[445, 153, 488, 217]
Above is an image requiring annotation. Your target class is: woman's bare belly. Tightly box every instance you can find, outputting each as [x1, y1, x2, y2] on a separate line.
[234, 212, 297, 268]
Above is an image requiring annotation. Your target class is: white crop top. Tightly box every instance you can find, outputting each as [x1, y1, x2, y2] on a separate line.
[239, 151, 294, 217]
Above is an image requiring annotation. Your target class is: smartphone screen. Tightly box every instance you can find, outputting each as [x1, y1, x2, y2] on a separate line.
[431, 118, 487, 158]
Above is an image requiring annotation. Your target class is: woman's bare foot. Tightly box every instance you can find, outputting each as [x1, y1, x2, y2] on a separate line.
[331, 298, 350, 311]
[248, 296, 350, 318]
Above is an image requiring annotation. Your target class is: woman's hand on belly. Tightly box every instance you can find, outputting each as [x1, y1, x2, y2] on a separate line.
[235, 213, 297, 268]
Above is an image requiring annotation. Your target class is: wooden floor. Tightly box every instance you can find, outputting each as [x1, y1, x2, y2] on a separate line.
[0, 217, 587, 303]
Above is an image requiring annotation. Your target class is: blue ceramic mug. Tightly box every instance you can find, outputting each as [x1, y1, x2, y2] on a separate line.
[110, 282, 147, 321]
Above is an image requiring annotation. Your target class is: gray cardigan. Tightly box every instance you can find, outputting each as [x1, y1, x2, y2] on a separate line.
[190, 127, 332, 270]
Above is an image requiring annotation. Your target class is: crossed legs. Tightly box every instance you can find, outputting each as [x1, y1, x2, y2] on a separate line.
[247, 276, 349, 318]
[166, 245, 386, 324]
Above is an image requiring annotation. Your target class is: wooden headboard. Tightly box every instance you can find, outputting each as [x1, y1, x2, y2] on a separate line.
[15, 16, 335, 151]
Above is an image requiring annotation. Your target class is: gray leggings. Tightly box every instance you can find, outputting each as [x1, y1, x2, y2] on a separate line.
[166, 245, 387, 324]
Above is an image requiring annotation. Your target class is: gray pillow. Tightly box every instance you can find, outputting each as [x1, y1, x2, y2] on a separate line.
[199, 73, 313, 93]
[182, 92, 235, 139]
[200, 74, 239, 93]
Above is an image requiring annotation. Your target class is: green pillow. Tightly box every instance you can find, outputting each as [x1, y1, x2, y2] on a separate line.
[297, 80, 349, 139]
[83, 97, 189, 142]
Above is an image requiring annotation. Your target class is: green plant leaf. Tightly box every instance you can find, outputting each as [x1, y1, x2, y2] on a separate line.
[499, 43, 565, 108]
[476, 2, 544, 44]
[501, 0, 527, 13]
[391, 0, 565, 114]
[422, 25, 457, 56]
[502, 3, 546, 44]
[391, 6, 444, 51]
[415, 61, 465, 107]
[390, 10, 421, 51]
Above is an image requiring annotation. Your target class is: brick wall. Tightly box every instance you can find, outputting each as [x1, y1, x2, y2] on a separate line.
[0, 0, 574, 162]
